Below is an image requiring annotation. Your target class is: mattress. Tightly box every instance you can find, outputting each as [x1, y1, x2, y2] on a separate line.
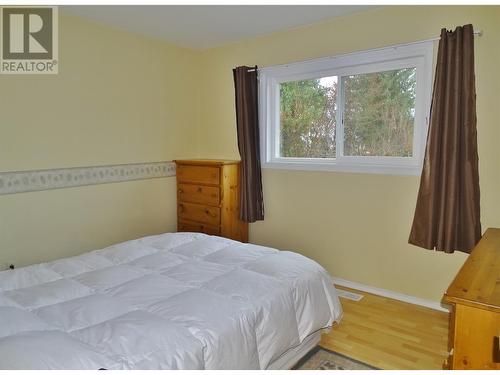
[0, 232, 343, 369]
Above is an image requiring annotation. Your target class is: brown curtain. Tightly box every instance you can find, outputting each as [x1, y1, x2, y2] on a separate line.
[233, 66, 264, 222]
[409, 24, 481, 254]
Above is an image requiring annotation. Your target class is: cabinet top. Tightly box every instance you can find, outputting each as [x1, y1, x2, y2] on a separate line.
[444, 227, 500, 312]
[174, 159, 241, 166]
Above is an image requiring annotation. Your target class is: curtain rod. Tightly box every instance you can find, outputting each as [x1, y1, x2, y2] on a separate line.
[246, 29, 483, 72]
[426, 29, 483, 42]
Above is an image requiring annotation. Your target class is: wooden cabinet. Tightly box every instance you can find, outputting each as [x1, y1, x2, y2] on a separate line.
[174, 159, 248, 242]
[443, 228, 500, 370]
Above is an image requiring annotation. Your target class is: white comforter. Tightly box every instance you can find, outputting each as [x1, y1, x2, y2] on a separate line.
[0, 232, 342, 369]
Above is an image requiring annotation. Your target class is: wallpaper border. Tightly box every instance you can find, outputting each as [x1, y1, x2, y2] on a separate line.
[0, 161, 176, 195]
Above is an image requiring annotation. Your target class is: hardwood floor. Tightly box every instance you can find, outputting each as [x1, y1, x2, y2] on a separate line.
[320, 287, 449, 370]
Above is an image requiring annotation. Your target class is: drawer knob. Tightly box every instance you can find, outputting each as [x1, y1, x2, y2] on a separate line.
[197, 187, 203, 193]
[179, 204, 185, 213]
[178, 188, 183, 193]
[205, 209, 216, 217]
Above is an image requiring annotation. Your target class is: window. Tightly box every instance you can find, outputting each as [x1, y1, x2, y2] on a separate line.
[259, 42, 433, 175]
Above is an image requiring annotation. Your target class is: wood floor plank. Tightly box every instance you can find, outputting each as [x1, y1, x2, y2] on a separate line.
[320, 286, 449, 369]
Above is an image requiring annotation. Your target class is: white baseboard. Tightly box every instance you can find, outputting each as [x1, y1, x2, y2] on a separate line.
[332, 277, 450, 313]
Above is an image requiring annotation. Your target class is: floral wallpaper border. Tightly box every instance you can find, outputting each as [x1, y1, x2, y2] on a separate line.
[0, 161, 176, 195]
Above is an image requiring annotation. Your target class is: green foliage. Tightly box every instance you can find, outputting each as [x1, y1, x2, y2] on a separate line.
[279, 68, 416, 158]
[343, 68, 416, 157]
[280, 78, 336, 158]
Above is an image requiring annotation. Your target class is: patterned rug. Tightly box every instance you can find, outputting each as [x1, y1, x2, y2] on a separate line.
[293, 346, 379, 370]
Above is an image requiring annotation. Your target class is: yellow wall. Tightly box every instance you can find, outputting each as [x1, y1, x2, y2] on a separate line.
[196, 6, 500, 302]
[1, 7, 498, 303]
[0, 13, 200, 266]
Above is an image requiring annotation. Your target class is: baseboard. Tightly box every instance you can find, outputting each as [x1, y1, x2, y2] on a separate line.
[332, 277, 450, 313]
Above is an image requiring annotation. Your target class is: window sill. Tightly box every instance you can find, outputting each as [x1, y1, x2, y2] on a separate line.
[261, 160, 422, 176]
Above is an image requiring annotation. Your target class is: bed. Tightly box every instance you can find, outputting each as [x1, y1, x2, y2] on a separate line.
[0, 232, 343, 369]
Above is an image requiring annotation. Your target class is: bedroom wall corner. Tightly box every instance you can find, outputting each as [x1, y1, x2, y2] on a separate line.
[0, 12, 202, 266]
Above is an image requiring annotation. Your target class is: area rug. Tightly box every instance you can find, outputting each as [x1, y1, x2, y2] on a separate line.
[293, 346, 379, 370]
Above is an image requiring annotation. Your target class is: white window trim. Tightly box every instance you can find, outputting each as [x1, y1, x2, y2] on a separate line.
[259, 41, 434, 176]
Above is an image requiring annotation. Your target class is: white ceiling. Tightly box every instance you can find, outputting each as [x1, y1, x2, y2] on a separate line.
[64, 5, 375, 50]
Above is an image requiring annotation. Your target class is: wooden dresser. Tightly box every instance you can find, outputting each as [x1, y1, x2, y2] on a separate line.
[174, 159, 248, 242]
[443, 228, 500, 370]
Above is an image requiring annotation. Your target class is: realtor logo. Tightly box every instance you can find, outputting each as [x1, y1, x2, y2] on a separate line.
[1, 6, 58, 74]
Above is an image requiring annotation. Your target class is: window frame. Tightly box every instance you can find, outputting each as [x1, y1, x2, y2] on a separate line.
[259, 41, 434, 175]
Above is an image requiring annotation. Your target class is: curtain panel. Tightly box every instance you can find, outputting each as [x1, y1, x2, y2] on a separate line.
[233, 66, 265, 223]
[409, 24, 481, 253]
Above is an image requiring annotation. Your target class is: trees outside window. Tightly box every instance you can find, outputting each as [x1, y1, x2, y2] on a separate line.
[260, 41, 433, 175]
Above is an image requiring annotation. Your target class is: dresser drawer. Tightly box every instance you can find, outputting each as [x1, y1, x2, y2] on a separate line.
[178, 202, 220, 226]
[178, 220, 220, 236]
[177, 165, 220, 185]
[177, 184, 220, 206]
[174, 160, 248, 242]
[452, 304, 500, 369]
